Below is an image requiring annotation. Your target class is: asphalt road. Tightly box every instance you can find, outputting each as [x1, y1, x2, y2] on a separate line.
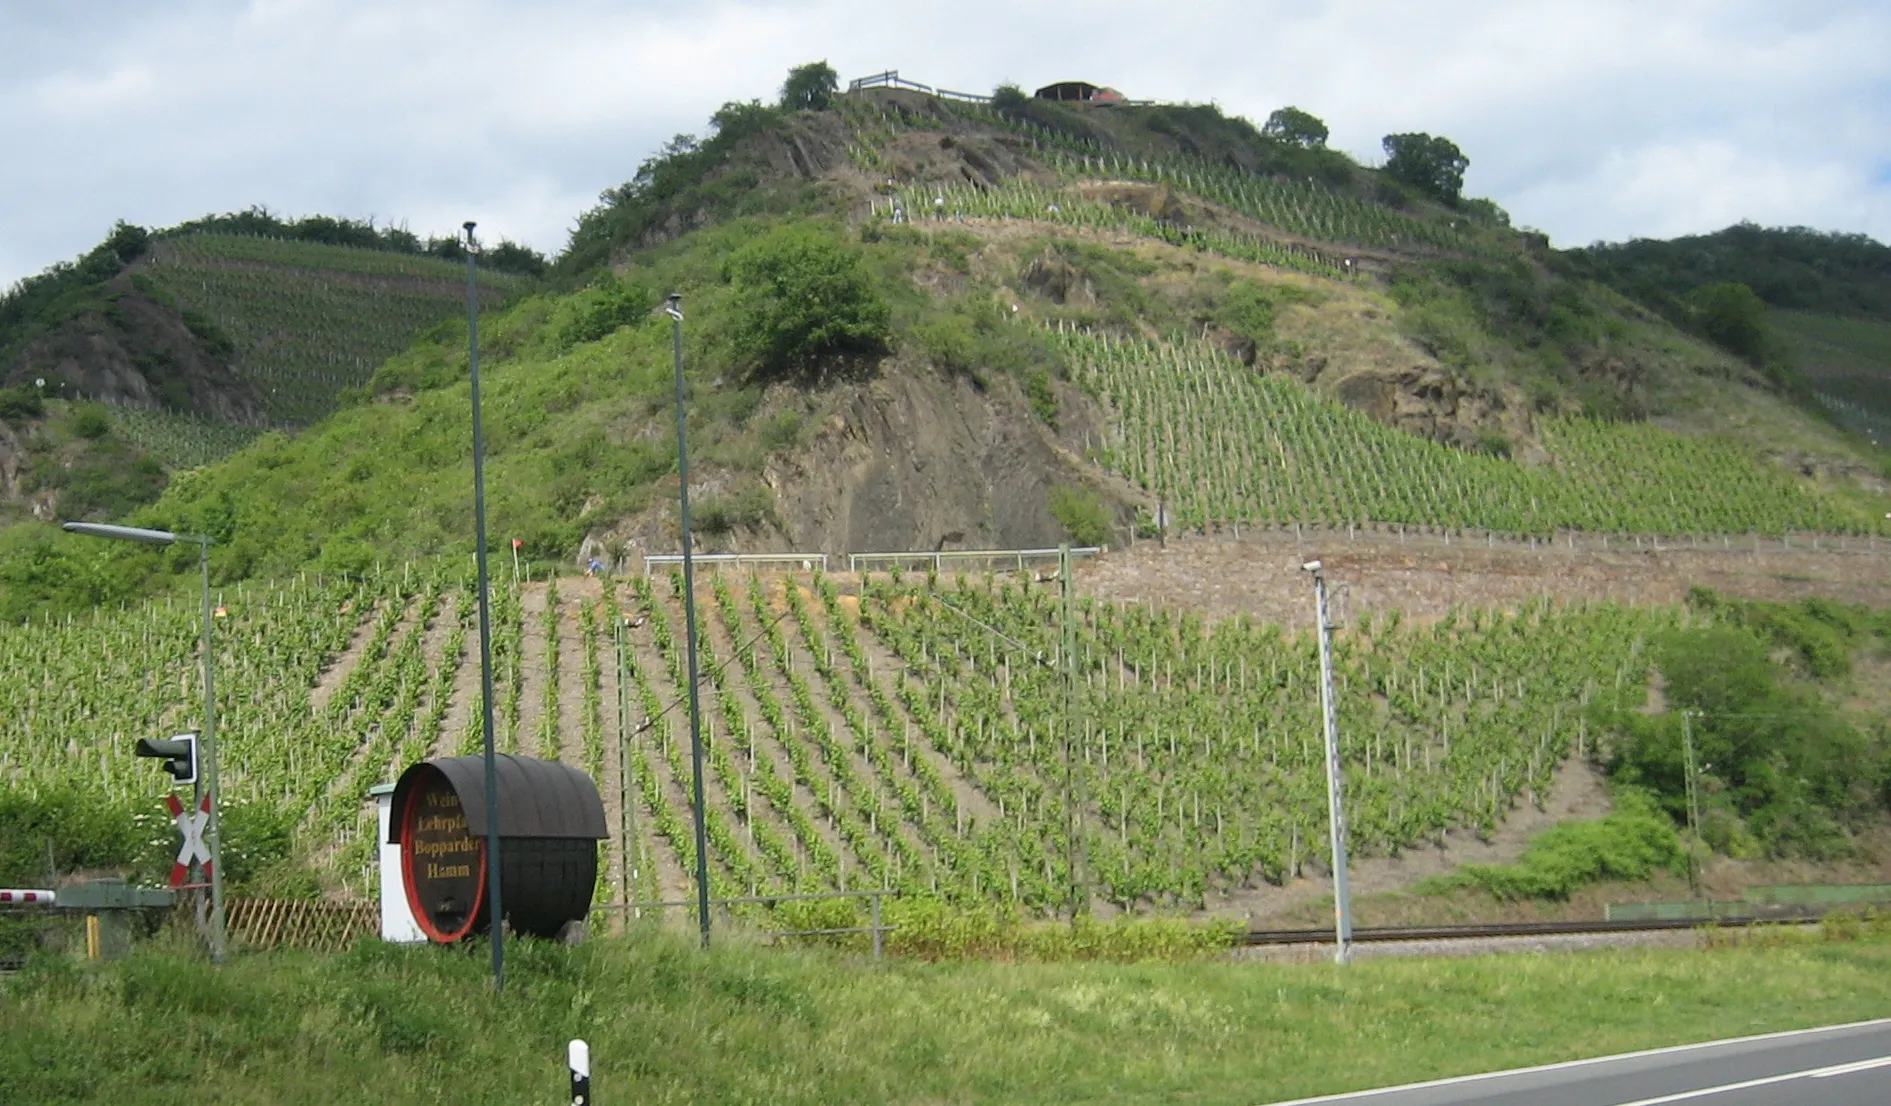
[1259, 1018, 1891, 1105]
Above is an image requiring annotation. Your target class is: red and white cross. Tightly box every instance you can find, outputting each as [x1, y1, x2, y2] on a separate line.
[164, 792, 214, 888]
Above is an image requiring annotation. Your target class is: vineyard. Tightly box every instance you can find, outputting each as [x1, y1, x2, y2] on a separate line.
[873, 180, 1346, 279]
[1053, 327, 1888, 538]
[837, 93, 1486, 258]
[0, 560, 1682, 915]
[138, 234, 521, 427]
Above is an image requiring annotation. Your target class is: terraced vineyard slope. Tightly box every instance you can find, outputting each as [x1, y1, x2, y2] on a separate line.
[138, 233, 521, 427]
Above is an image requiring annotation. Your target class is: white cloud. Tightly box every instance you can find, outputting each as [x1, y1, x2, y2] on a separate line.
[2, 0, 1887, 289]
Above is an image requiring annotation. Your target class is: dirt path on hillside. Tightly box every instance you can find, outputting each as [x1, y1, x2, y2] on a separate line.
[1079, 527, 1891, 625]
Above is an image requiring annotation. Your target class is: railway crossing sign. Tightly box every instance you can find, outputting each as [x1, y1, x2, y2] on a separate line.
[164, 792, 214, 888]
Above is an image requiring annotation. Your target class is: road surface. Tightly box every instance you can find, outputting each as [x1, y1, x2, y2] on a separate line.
[1260, 1018, 1891, 1105]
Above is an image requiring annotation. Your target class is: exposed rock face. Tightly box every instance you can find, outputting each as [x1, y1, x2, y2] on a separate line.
[4, 280, 266, 426]
[765, 362, 1128, 554]
[1018, 251, 1096, 306]
[1326, 363, 1523, 451]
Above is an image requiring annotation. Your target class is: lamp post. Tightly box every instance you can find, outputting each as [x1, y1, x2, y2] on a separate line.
[62, 521, 225, 963]
[667, 293, 713, 949]
[1302, 559, 1353, 965]
[464, 221, 505, 993]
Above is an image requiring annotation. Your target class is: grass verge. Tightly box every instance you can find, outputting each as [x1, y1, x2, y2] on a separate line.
[5, 927, 1891, 1104]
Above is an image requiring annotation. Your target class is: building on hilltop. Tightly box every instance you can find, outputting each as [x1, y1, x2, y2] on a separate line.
[1034, 80, 1127, 105]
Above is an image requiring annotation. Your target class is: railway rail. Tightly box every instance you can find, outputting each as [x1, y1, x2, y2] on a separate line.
[1241, 914, 1821, 946]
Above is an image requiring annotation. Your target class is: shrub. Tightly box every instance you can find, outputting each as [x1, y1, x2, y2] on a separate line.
[557, 274, 652, 350]
[1421, 791, 1686, 900]
[694, 484, 774, 536]
[1048, 485, 1112, 547]
[69, 404, 111, 439]
[723, 225, 890, 381]
[1025, 370, 1057, 426]
[0, 385, 44, 422]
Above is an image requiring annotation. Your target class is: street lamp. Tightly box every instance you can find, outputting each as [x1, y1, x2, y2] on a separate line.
[1302, 559, 1353, 965]
[667, 293, 713, 949]
[464, 221, 505, 993]
[62, 521, 226, 963]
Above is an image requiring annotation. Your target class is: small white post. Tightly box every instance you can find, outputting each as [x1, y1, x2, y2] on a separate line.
[569, 1039, 591, 1105]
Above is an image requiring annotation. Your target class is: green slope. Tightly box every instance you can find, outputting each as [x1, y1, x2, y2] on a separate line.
[1771, 310, 1891, 444]
[137, 233, 522, 426]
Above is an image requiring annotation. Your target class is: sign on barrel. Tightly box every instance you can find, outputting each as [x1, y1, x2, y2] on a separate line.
[390, 754, 607, 943]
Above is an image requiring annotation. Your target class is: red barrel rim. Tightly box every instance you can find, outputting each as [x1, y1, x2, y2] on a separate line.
[399, 768, 486, 943]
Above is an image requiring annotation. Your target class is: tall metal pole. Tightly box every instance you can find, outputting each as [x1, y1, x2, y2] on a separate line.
[669, 294, 712, 948]
[615, 616, 635, 920]
[198, 539, 226, 963]
[1681, 709, 1703, 897]
[466, 222, 505, 992]
[1311, 568, 1353, 964]
[1060, 542, 1087, 918]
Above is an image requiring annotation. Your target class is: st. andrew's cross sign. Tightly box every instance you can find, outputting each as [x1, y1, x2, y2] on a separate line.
[164, 792, 214, 888]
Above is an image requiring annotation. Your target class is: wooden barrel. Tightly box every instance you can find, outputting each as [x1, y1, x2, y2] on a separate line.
[390, 755, 607, 942]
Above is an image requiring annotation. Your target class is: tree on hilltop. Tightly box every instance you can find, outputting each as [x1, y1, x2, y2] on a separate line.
[1263, 107, 1328, 149]
[1382, 132, 1469, 205]
[780, 61, 839, 112]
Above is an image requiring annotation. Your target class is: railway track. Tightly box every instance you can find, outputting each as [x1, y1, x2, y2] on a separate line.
[1242, 915, 1818, 946]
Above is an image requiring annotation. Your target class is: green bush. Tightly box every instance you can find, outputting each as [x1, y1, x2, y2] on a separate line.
[70, 403, 111, 439]
[1422, 791, 1686, 900]
[557, 274, 652, 350]
[694, 484, 775, 536]
[1048, 485, 1112, 547]
[1688, 282, 1770, 364]
[723, 225, 890, 380]
[1602, 616, 1886, 858]
[0, 385, 44, 422]
[1025, 370, 1057, 426]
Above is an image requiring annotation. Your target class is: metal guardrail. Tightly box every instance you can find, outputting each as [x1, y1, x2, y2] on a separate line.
[642, 552, 828, 575]
[848, 546, 1105, 573]
[592, 888, 896, 958]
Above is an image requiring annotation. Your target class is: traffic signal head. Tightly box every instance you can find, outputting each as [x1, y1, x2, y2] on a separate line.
[135, 734, 198, 786]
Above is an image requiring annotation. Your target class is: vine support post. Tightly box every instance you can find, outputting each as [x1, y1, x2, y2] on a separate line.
[1306, 560, 1353, 964]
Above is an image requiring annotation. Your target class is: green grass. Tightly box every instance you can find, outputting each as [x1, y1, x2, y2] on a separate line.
[6, 931, 1891, 1104]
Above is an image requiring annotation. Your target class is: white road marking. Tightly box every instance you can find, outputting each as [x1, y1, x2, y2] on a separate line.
[1603, 1053, 1891, 1104]
[1256, 1018, 1891, 1105]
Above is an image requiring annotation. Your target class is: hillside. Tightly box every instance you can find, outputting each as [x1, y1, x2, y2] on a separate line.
[4, 72, 1891, 929]
[0, 217, 533, 538]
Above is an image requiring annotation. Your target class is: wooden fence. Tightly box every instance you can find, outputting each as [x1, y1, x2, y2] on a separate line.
[224, 899, 376, 953]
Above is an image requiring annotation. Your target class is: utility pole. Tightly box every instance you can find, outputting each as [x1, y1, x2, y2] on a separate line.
[1305, 560, 1353, 964]
[1681, 709, 1704, 898]
[1060, 542, 1088, 918]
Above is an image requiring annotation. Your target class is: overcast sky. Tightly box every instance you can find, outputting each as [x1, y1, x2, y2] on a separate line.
[3, 0, 1888, 290]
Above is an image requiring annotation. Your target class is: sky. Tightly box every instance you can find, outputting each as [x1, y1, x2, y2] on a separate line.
[3, 0, 1888, 290]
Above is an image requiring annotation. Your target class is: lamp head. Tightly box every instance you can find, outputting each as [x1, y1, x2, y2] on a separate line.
[1302, 559, 1322, 574]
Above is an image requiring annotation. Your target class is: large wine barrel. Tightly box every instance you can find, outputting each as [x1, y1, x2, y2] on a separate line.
[388, 755, 606, 943]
